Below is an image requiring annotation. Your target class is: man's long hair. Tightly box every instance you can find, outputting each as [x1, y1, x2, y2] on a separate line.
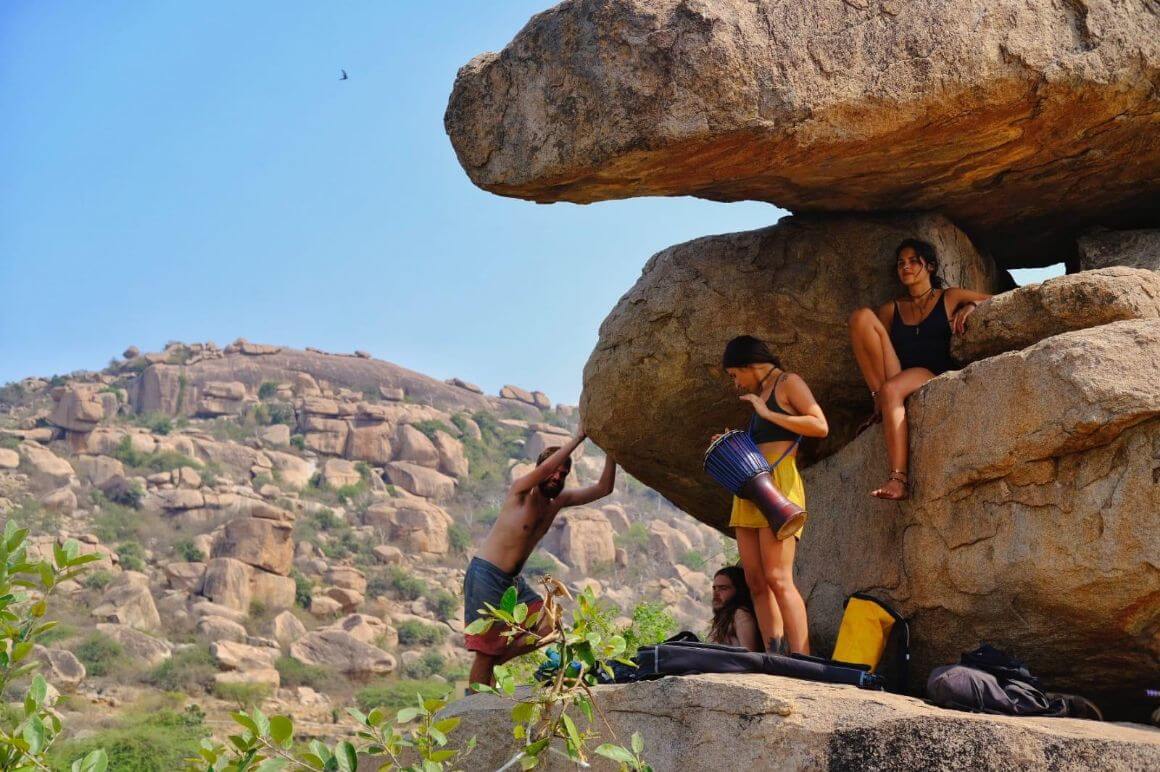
[709, 565, 755, 644]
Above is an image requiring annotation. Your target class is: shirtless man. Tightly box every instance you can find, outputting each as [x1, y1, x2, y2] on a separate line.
[464, 424, 616, 687]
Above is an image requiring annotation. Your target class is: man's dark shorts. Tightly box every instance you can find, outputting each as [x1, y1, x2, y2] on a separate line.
[463, 556, 544, 656]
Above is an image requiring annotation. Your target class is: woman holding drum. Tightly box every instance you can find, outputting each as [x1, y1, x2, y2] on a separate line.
[717, 336, 829, 655]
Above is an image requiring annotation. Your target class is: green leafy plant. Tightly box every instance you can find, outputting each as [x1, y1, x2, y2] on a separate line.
[467, 579, 652, 770]
[117, 541, 147, 572]
[257, 381, 279, 400]
[0, 522, 109, 771]
[678, 550, 707, 572]
[190, 691, 474, 772]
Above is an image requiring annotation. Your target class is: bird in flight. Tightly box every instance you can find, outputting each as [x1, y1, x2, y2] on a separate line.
[339, 69, 349, 80]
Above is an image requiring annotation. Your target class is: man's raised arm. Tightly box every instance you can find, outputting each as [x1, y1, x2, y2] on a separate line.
[556, 453, 617, 508]
[510, 425, 587, 495]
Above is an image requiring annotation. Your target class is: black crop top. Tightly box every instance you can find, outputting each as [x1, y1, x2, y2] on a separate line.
[748, 373, 801, 444]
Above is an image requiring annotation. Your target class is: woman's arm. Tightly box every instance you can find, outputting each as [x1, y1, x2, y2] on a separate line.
[740, 374, 828, 438]
[945, 288, 993, 334]
[734, 608, 762, 652]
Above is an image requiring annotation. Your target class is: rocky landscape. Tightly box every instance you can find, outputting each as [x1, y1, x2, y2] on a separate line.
[443, 0, 1160, 763]
[0, 339, 725, 762]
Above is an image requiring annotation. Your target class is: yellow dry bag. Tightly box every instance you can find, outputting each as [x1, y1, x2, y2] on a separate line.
[831, 593, 910, 690]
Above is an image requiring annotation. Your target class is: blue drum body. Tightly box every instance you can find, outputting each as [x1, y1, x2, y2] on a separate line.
[704, 430, 770, 494]
[704, 430, 807, 540]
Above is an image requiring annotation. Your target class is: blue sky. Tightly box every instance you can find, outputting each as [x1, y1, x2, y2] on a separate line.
[0, 2, 1057, 403]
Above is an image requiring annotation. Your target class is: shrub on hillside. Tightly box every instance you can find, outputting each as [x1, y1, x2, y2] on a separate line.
[448, 523, 471, 554]
[73, 632, 125, 678]
[111, 435, 201, 474]
[387, 566, 427, 601]
[48, 707, 207, 772]
[173, 538, 205, 563]
[400, 649, 446, 680]
[354, 678, 450, 714]
[275, 656, 337, 691]
[117, 541, 147, 572]
[522, 551, 558, 578]
[258, 381, 279, 400]
[145, 644, 216, 693]
[396, 619, 447, 646]
[91, 493, 143, 543]
[212, 681, 272, 709]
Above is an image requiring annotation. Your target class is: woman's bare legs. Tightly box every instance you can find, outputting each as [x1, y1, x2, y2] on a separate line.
[757, 528, 809, 654]
[872, 368, 935, 499]
[736, 526, 783, 650]
[848, 308, 901, 396]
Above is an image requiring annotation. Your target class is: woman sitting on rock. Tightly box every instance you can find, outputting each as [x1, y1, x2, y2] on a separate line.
[720, 336, 829, 655]
[847, 239, 991, 500]
[708, 565, 761, 651]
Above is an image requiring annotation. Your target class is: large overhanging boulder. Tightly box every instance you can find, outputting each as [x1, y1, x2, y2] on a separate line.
[580, 212, 1004, 527]
[446, 0, 1160, 267]
[797, 319, 1160, 710]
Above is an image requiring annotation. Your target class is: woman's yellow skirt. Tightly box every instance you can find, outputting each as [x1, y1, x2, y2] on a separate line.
[728, 448, 806, 539]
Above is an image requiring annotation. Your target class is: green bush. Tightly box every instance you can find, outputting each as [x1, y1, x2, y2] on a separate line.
[477, 505, 500, 526]
[679, 550, 707, 572]
[49, 707, 207, 772]
[290, 434, 307, 451]
[91, 493, 143, 543]
[387, 566, 427, 601]
[430, 590, 459, 621]
[83, 570, 114, 590]
[145, 644, 216, 693]
[396, 619, 447, 646]
[102, 476, 145, 508]
[131, 411, 173, 435]
[448, 523, 471, 554]
[291, 569, 313, 609]
[173, 538, 205, 562]
[117, 541, 147, 572]
[4, 499, 61, 532]
[623, 602, 676, 656]
[401, 649, 446, 680]
[252, 402, 295, 427]
[523, 551, 558, 577]
[111, 435, 201, 474]
[615, 522, 650, 553]
[354, 679, 451, 714]
[258, 381, 279, 400]
[412, 419, 453, 441]
[275, 656, 335, 690]
[73, 632, 125, 677]
[212, 681, 272, 708]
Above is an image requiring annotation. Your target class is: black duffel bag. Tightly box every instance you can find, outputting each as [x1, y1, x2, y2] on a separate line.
[605, 635, 884, 690]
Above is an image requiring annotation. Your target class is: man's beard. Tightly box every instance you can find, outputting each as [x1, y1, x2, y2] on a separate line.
[538, 479, 565, 498]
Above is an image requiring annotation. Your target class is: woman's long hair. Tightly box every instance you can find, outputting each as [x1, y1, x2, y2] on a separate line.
[709, 565, 756, 644]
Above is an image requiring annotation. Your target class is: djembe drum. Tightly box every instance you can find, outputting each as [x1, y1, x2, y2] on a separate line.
[704, 430, 807, 540]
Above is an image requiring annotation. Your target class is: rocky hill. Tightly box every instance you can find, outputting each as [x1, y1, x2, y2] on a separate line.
[0, 339, 724, 759]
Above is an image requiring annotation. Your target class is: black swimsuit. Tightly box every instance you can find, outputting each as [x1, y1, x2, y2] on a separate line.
[889, 290, 956, 375]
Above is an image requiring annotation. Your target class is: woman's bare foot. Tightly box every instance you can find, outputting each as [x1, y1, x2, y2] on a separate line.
[871, 471, 909, 500]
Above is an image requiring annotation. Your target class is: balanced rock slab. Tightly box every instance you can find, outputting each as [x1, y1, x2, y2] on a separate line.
[446, 0, 1160, 266]
[581, 213, 1002, 522]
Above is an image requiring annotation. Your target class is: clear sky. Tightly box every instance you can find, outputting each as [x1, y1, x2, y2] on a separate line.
[0, 2, 1058, 403]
